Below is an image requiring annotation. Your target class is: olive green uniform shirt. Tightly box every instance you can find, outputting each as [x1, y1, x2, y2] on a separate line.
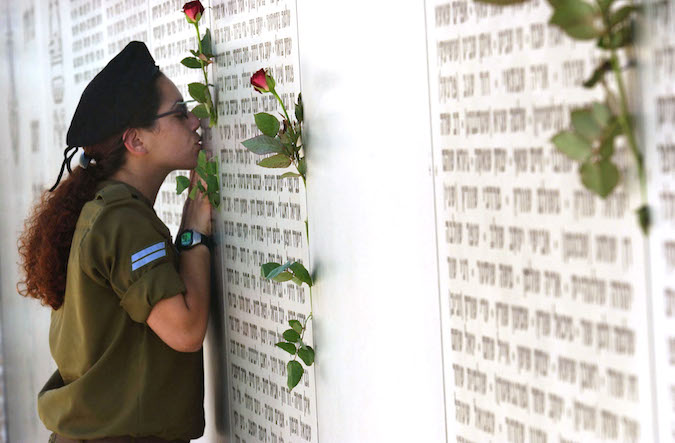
[38, 180, 205, 440]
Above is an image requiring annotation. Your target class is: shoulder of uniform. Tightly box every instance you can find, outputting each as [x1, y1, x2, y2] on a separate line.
[86, 184, 170, 239]
[95, 183, 135, 205]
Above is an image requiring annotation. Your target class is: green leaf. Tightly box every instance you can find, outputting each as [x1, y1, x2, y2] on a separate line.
[188, 186, 198, 200]
[591, 103, 612, 127]
[605, 119, 623, 139]
[266, 72, 276, 91]
[597, 0, 615, 12]
[206, 160, 217, 175]
[637, 205, 650, 235]
[197, 181, 206, 193]
[610, 5, 643, 28]
[196, 159, 208, 181]
[583, 60, 611, 88]
[181, 57, 203, 69]
[298, 157, 307, 176]
[295, 93, 303, 122]
[261, 262, 282, 278]
[191, 103, 209, 119]
[209, 192, 219, 208]
[549, 0, 603, 40]
[196, 165, 208, 181]
[287, 360, 303, 390]
[257, 154, 292, 168]
[280, 172, 301, 179]
[198, 150, 207, 169]
[176, 176, 190, 194]
[580, 159, 619, 197]
[276, 342, 296, 355]
[289, 320, 303, 334]
[289, 262, 313, 286]
[206, 174, 218, 193]
[598, 22, 634, 49]
[241, 135, 285, 155]
[263, 260, 293, 279]
[188, 82, 208, 103]
[551, 130, 592, 161]
[254, 113, 281, 137]
[598, 136, 614, 159]
[571, 109, 603, 140]
[291, 277, 303, 286]
[283, 329, 300, 342]
[279, 131, 292, 146]
[298, 346, 315, 366]
[201, 28, 213, 57]
[271, 271, 294, 282]
[190, 49, 199, 57]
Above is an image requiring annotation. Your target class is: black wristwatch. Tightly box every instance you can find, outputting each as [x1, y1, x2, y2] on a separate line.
[176, 229, 212, 251]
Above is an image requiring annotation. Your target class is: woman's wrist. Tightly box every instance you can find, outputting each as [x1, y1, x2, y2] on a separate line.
[180, 243, 211, 254]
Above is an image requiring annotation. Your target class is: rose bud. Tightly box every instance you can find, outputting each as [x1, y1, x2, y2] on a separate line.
[251, 69, 270, 94]
[183, 1, 204, 24]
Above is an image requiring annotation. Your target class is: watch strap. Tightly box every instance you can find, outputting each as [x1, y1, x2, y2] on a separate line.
[191, 231, 212, 249]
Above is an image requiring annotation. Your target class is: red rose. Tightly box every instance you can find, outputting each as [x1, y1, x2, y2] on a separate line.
[183, 1, 204, 24]
[250, 69, 270, 94]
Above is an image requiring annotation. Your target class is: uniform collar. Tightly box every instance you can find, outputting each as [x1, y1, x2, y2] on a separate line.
[95, 179, 155, 209]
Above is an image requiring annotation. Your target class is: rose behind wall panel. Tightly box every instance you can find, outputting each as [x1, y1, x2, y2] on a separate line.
[426, 0, 661, 441]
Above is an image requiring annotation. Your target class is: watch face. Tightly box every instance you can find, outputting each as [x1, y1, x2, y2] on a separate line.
[180, 231, 193, 247]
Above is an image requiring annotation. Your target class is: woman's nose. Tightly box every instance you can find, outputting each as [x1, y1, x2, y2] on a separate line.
[189, 111, 201, 130]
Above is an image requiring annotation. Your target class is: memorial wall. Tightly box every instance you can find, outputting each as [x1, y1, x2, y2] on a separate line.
[428, 0, 653, 440]
[0, 0, 673, 442]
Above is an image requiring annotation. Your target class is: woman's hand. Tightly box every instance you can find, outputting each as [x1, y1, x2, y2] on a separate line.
[179, 161, 213, 236]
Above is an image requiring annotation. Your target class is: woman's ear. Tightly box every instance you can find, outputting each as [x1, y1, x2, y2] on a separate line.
[122, 128, 148, 156]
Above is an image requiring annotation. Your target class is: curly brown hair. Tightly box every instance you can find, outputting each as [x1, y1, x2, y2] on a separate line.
[17, 71, 165, 309]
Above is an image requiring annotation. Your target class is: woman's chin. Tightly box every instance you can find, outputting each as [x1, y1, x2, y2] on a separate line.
[180, 157, 198, 171]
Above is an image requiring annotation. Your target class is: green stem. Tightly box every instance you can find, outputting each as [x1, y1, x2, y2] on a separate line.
[595, 0, 648, 219]
[194, 24, 209, 87]
[304, 218, 309, 244]
[299, 163, 313, 332]
[599, 78, 619, 112]
[300, 313, 313, 341]
[271, 89, 296, 140]
[271, 90, 292, 125]
[194, 23, 215, 125]
[609, 50, 647, 205]
[306, 286, 313, 326]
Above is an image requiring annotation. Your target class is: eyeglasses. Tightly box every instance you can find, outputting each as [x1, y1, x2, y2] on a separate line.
[154, 101, 190, 120]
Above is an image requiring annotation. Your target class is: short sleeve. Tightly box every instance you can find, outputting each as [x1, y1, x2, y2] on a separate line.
[79, 202, 186, 323]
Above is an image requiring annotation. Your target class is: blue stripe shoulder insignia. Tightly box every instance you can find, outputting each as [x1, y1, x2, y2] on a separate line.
[131, 241, 166, 271]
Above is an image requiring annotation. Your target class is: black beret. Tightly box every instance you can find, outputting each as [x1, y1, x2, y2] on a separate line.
[66, 41, 160, 148]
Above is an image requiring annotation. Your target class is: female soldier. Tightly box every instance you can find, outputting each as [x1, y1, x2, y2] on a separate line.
[18, 41, 211, 442]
